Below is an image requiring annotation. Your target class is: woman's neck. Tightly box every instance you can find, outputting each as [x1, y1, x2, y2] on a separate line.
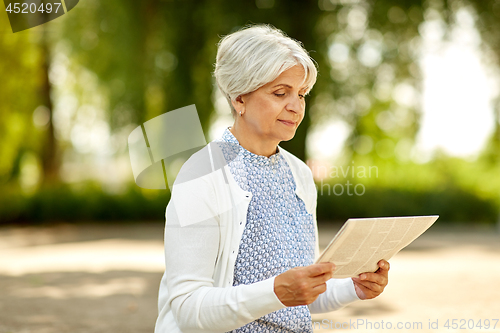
[229, 125, 278, 158]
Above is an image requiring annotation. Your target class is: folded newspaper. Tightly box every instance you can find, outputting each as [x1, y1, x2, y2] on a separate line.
[316, 215, 439, 278]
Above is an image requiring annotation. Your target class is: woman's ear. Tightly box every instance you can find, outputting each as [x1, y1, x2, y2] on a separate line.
[231, 95, 245, 114]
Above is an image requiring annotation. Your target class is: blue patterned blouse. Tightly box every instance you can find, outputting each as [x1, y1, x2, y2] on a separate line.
[218, 128, 316, 333]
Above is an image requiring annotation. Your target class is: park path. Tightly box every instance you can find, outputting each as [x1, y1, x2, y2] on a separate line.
[0, 222, 499, 333]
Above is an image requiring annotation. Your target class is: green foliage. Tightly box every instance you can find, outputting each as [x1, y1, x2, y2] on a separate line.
[316, 184, 498, 224]
[1, 0, 500, 225]
[315, 155, 500, 224]
[312, 0, 426, 163]
[0, 18, 45, 184]
[56, 0, 326, 158]
[1, 175, 496, 224]
[0, 183, 170, 224]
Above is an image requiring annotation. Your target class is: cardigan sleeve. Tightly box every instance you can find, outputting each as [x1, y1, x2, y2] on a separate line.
[307, 204, 361, 313]
[308, 278, 360, 313]
[299, 162, 360, 314]
[159, 172, 286, 333]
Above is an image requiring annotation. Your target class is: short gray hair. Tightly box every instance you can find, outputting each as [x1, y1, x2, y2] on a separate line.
[214, 24, 318, 117]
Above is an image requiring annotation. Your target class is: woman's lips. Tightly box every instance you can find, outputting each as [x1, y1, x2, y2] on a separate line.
[278, 119, 296, 127]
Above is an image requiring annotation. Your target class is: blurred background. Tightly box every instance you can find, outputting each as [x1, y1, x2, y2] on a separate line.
[1, 0, 500, 332]
[1, 0, 500, 224]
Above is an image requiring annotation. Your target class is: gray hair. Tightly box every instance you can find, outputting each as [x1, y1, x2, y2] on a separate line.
[213, 24, 318, 117]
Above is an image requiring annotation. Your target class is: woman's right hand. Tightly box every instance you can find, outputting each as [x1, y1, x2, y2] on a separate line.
[273, 263, 335, 307]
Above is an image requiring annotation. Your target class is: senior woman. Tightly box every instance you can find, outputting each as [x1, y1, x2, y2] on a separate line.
[154, 24, 389, 333]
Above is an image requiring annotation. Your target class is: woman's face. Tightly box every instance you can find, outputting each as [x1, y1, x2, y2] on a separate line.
[234, 65, 308, 144]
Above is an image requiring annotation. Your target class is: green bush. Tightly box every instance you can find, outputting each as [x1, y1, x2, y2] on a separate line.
[316, 183, 498, 224]
[0, 182, 170, 224]
[0, 180, 497, 225]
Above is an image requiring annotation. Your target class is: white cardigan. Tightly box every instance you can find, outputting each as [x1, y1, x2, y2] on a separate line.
[154, 143, 359, 333]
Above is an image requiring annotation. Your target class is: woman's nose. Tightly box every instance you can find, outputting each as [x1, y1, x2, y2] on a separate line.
[286, 95, 304, 114]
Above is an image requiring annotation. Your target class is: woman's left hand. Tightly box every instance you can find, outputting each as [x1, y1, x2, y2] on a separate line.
[351, 259, 390, 300]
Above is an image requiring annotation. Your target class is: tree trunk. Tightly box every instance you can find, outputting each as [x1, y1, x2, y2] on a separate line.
[40, 27, 59, 184]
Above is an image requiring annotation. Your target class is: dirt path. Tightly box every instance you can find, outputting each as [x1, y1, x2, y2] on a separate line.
[0, 222, 499, 333]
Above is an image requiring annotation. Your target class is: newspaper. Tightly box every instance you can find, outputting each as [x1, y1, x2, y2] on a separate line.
[316, 215, 439, 278]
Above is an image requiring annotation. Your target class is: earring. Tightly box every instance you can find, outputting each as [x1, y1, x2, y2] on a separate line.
[239, 111, 242, 117]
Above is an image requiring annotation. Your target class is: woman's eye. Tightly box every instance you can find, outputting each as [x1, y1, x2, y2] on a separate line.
[299, 94, 305, 99]
[274, 93, 285, 97]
